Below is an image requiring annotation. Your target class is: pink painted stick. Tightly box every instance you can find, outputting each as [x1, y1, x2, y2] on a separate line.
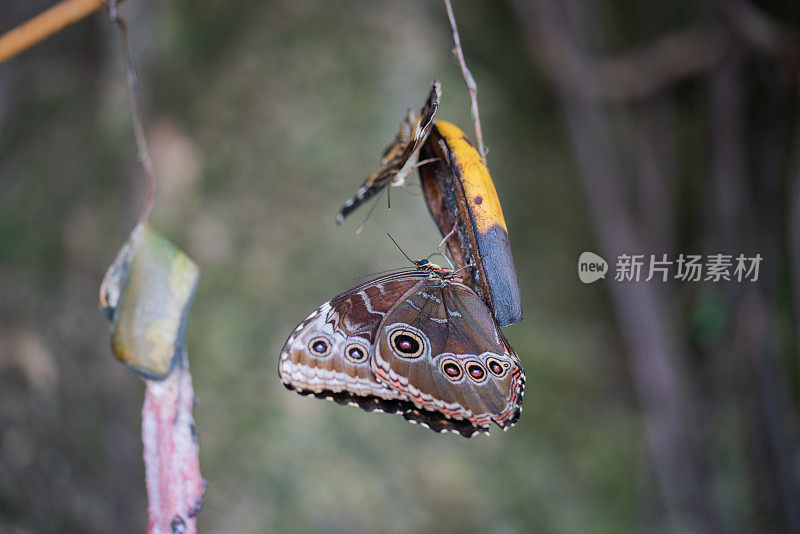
[142, 363, 205, 534]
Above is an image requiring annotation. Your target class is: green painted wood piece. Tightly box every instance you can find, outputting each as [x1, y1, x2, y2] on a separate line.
[99, 223, 199, 379]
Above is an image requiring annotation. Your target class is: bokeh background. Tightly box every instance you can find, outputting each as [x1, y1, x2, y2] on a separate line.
[2, 0, 799, 532]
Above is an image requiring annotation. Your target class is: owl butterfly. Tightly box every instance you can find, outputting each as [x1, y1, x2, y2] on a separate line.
[336, 80, 441, 224]
[278, 259, 524, 437]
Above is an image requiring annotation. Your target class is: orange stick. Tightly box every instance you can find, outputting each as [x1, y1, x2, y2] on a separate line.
[0, 0, 105, 64]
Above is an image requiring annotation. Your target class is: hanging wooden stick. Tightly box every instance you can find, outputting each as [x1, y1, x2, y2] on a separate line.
[142, 350, 205, 534]
[0, 0, 106, 65]
[443, 0, 487, 165]
[99, 2, 204, 532]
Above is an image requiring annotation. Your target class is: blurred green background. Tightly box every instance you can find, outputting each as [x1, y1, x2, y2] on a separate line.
[2, 1, 798, 533]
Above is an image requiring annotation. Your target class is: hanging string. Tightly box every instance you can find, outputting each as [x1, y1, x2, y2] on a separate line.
[443, 0, 488, 166]
[106, 0, 156, 224]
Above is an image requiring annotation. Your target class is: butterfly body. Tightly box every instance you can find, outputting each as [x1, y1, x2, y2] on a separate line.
[279, 263, 524, 437]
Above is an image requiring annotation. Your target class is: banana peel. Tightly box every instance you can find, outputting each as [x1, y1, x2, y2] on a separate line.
[418, 121, 523, 326]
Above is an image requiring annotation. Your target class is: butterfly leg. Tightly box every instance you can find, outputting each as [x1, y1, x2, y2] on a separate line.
[437, 225, 458, 270]
[413, 157, 440, 168]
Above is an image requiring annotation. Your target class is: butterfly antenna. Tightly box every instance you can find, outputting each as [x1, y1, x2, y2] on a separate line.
[355, 187, 386, 235]
[386, 233, 415, 265]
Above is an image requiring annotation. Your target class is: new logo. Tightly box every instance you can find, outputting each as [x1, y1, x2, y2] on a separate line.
[578, 252, 608, 284]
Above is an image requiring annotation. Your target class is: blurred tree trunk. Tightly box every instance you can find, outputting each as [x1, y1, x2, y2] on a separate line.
[511, 0, 800, 531]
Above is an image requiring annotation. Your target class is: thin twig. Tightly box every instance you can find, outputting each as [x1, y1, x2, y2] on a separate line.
[0, 0, 107, 65]
[443, 0, 487, 165]
[106, 1, 156, 225]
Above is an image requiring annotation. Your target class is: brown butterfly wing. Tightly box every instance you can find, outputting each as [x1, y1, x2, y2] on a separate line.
[336, 81, 441, 224]
[390, 80, 441, 186]
[401, 407, 487, 437]
[279, 272, 426, 413]
[372, 278, 524, 435]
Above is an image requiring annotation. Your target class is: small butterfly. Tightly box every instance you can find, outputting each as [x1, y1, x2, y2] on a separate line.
[336, 80, 441, 225]
[278, 258, 524, 437]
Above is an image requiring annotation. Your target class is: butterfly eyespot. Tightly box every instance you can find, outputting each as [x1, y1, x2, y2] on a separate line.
[486, 357, 507, 378]
[345, 342, 368, 363]
[441, 358, 463, 381]
[389, 330, 424, 358]
[309, 337, 331, 357]
[466, 362, 487, 383]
